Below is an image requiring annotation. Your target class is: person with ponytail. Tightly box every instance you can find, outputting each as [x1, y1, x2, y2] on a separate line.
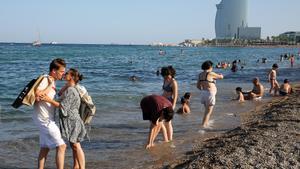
[40, 68, 86, 169]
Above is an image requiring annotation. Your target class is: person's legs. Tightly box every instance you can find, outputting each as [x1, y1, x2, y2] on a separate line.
[202, 105, 214, 128]
[164, 121, 173, 141]
[274, 81, 280, 95]
[146, 122, 163, 148]
[38, 147, 50, 169]
[72, 146, 79, 169]
[70, 143, 85, 169]
[56, 144, 66, 169]
[269, 81, 273, 94]
[160, 123, 169, 142]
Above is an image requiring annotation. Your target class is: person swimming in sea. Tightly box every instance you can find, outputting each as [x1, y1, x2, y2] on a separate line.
[129, 75, 138, 81]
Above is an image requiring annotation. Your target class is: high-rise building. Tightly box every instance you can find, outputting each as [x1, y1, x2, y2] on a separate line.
[215, 0, 248, 39]
[215, 0, 261, 40]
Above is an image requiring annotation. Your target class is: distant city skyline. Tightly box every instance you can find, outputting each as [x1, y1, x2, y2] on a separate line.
[1, 0, 299, 44]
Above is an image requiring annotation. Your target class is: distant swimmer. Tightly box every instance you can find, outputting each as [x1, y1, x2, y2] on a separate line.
[156, 68, 160, 76]
[129, 75, 138, 81]
[159, 49, 166, 56]
[290, 54, 295, 67]
[231, 60, 238, 72]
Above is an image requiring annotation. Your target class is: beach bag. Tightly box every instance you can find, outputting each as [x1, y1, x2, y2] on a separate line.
[11, 75, 45, 108]
[75, 84, 96, 125]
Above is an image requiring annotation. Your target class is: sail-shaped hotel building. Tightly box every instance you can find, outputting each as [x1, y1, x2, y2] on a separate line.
[215, 0, 260, 40]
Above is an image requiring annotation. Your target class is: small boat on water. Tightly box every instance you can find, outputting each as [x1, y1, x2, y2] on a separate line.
[32, 30, 42, 47]
[32, 40, 42, 47]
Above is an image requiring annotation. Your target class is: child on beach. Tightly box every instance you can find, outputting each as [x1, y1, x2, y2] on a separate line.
[268, 64, 279, 95]
[176, 92, 191, 114]
[234, 87, 244, 102]
[279, 79, 293, 96]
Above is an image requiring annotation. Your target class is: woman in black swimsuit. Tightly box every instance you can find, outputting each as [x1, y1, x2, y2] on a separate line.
[197, 60, 223, 128]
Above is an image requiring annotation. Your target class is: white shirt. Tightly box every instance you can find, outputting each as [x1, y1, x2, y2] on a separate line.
[33, 75, 56, 124]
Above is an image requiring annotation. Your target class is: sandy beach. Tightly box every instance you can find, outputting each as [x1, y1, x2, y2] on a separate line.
[158, 85, 300, 169]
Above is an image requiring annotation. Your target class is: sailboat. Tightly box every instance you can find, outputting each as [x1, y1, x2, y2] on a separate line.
[32, 31, 42, 47]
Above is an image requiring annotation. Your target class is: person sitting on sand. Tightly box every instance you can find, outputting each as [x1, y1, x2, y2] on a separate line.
[268, 64, 279, 95]
[243, 77, 264, 100]
[279, 79, 293, 96]
[234, 87, 244, 102]
[176, 92, 191, 114]
[140, 95, 174, 149]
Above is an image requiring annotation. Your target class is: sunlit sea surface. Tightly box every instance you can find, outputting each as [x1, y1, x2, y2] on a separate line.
[0, 43, 299, 168]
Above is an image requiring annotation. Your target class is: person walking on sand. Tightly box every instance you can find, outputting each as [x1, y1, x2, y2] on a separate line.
[268, 64, 279, 95]
[40, 68, 86, 169]
[34, 58, 66, 169]
[197, 60, 223, 128]
[140, 95, 174, 149]
[160, 66, 178, 142]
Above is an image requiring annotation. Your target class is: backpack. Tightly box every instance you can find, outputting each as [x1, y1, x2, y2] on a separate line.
[75, 84, 96, 125]
[12, 75, 46, 108]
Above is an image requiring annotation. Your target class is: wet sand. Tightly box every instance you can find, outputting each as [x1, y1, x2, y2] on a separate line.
[158, 85, 300, 169]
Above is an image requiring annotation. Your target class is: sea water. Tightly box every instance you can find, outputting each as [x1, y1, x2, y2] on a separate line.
[0, 43, 299, 168]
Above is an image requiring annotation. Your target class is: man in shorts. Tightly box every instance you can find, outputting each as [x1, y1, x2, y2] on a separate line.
[33, 58, 67, 169]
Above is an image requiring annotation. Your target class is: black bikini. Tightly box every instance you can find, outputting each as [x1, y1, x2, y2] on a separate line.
[199, 72, 215, 84]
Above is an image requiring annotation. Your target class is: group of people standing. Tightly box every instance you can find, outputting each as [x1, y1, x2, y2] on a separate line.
[141, 57, 295, 149]
[33, 58, 87, 169]
[31, 57, 295, 168]
[141, 61, 224, 148]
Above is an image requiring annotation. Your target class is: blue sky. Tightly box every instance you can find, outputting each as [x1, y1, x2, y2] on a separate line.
[0, 0, 299, 44]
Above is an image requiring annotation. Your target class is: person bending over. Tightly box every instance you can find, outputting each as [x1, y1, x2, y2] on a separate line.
[140, 95, 174, 149]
